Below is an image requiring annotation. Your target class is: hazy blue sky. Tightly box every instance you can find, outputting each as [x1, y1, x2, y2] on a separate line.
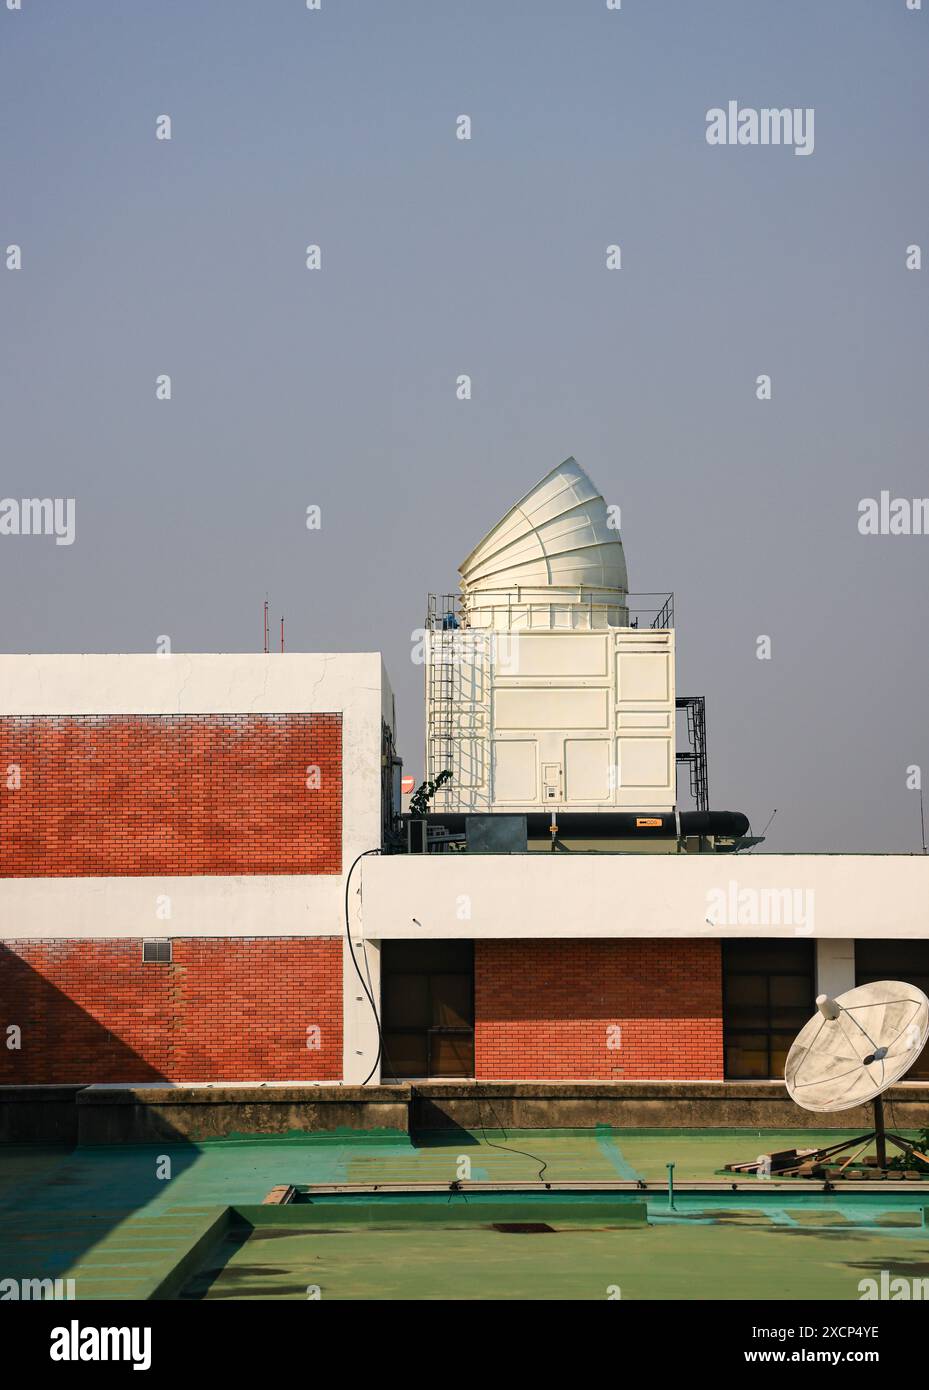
[2, 0, 926, 851]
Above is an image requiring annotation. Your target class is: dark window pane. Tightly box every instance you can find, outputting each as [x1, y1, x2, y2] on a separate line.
[380, 940, 475, 1078]
[726, 1038, 770, 1079]
[770, 1007, 812, 1031]
[769, 1039, 794, 1077]
[726, 975, 767, 1007]
[856, 942, 929, 1079]
[430, 1032, 474, 1077]
[728, 1009, 763, 1029]
[910, 1040, 929, 1081]
[383, 1031, 427, 1079]
[770, 974, 812, 1006]
[383, 973, 430, 1029]
[724, 940, 814, 973]
[856, 940, 929, 982]
[722, 941, 814, 1079]
[382, 940, 474, 973]
[432, 973, 473, 1027]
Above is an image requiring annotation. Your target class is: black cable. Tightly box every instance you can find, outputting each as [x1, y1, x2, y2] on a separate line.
[474, 1088, 549, 1184]
[747, 808, 777, 852]
[346, 848, 548, 1178]
[343, 848, 384, 1086]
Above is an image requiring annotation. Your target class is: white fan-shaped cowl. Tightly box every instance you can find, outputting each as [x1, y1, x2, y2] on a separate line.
[785, 980, 929, 1113]
[459, 458, 628, 598]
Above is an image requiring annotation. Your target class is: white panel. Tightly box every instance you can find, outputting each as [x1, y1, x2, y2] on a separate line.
[508, 634, 607, 678]
[617, 712, 672, 730]
[453, 739, 487, 788]
[494, 687, 608, 730]
[816, 939, 856, 998]
[565, 739, 612, 802]
[617, 651, 671, 702]
[493, 740, 537, 801]
[618, 737, 672, 790]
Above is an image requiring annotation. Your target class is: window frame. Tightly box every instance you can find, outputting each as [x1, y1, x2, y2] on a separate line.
[722, 939, 815, 1080]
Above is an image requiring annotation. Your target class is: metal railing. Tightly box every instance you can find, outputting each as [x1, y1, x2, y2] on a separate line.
[426, 591, 673, 631]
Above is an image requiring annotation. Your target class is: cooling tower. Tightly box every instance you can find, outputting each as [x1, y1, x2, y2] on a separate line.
[426, 459, 675, 814]
[459, 458, 629, 630]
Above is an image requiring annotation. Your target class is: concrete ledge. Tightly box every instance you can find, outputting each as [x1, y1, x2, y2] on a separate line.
[410, 1080, 929, 1132]
[0, 1085, 85, 1144]
[74, 1083, 412, 1144]
[146, 1207, 232, 1301]
[3, 1080, 927, 1144]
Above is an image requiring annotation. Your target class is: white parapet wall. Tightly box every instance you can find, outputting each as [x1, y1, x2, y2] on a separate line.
[0, 652, 395, 1087]
[358, 852, 929, 941]
[0, 651, 392, 880]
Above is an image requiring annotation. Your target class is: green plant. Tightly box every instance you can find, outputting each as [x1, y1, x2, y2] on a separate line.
[887, 1125, 929, 1172]
[409, 769, 452, 818]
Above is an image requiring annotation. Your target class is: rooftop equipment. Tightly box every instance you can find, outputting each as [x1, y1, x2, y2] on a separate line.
[465, 814, 528, 853]
[458, 455, 629, 631]
[425, 459, 677, 816]
[728, 981, 929, 1178]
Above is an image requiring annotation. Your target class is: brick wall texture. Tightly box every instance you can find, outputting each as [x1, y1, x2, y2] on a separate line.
[0, 713, 342, 876]
[474, 939, 723, 1079]
[0, 937, 343, 1083]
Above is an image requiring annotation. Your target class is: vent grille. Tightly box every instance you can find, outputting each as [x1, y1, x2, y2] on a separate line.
[142, 940, 172, 964]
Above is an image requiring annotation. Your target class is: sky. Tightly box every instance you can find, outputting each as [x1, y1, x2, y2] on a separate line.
[1, 0, 927, 852]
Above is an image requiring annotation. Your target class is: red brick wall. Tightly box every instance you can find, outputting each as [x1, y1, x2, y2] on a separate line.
[0, 713, 341, 876]
[475, 939, 723, 1080]
[0, 937, 342, 1083]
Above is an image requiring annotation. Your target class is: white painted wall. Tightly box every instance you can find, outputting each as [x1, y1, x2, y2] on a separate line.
[815, 938, 856, 998]
[0, 652, 391, 883]
[0, 652, 396, 936]
[0, 652, 395, 1085]
[359, 853, 929, 941]
[0, 874, 342, 938]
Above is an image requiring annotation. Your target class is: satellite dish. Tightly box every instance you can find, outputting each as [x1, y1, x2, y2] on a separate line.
[728, 980, 929, 1179]
[786, 980, 929, 1113]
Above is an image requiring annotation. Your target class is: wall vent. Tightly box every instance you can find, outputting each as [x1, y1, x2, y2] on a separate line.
[143, 940, 172, 964]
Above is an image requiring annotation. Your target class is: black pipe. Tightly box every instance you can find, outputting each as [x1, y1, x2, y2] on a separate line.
[417, 810, 750, 840]
[679, 810, 750, 839]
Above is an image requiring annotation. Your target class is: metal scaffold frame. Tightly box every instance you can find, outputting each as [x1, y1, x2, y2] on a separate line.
[676, 694, 709, 813]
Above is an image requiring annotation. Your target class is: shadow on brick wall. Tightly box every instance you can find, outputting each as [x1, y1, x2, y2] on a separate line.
[0, 948, 207, 1300]
[0, 945, 170, 1085]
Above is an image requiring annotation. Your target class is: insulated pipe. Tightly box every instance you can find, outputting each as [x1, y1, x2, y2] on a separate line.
[423, 810, 751, 840]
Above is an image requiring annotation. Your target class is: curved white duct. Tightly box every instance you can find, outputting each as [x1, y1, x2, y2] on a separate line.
[458, 458, 627, 625]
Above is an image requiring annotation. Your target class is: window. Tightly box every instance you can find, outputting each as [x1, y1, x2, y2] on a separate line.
[142, 940, 172, 964]
[856, 940, 929, 1081]
[723, 940, 814, 1079]
[381, 940, 474, 1079]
